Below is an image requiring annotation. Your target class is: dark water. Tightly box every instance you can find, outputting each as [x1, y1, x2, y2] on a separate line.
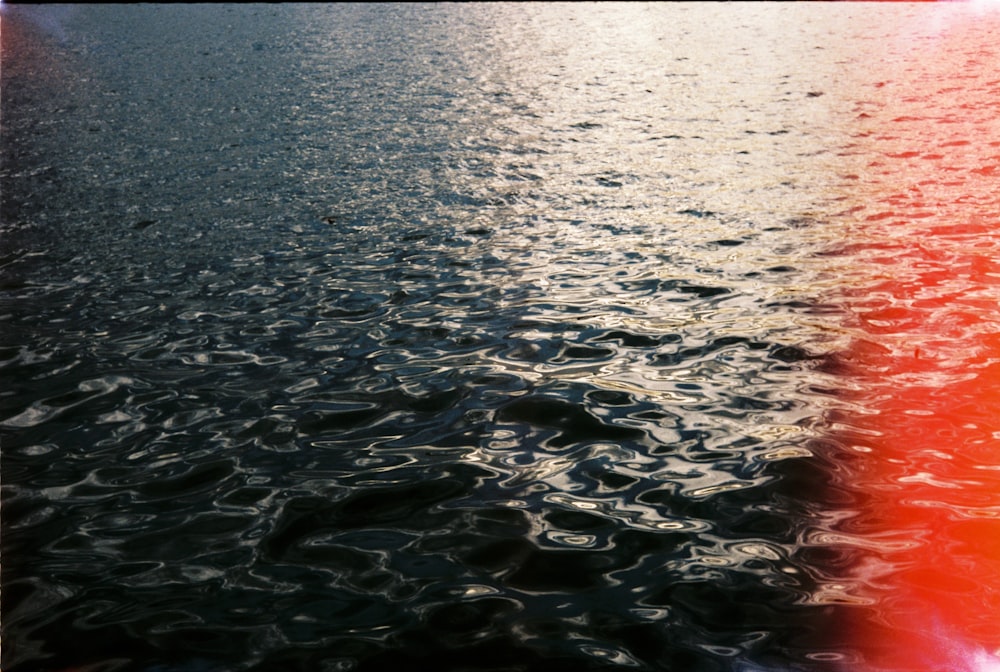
[2, 4, 997, 672]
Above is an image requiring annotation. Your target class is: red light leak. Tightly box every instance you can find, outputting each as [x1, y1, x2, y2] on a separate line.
[827, 7, 1000, 671]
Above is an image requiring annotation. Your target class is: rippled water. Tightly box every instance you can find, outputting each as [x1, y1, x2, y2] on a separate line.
[2, 4, 998, 672]
[807, 8, 1000, 671]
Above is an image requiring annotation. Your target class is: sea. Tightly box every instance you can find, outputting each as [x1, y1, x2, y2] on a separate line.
[3, 4, 999, 672]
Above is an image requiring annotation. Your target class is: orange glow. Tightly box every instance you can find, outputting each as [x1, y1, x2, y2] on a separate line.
[829, 6, 1000, 670]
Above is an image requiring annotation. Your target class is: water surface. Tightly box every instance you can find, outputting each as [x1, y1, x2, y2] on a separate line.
[3, 4, 997, 672]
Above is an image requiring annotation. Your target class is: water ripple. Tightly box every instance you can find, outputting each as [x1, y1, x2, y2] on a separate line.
[0, 3, 938, 671]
